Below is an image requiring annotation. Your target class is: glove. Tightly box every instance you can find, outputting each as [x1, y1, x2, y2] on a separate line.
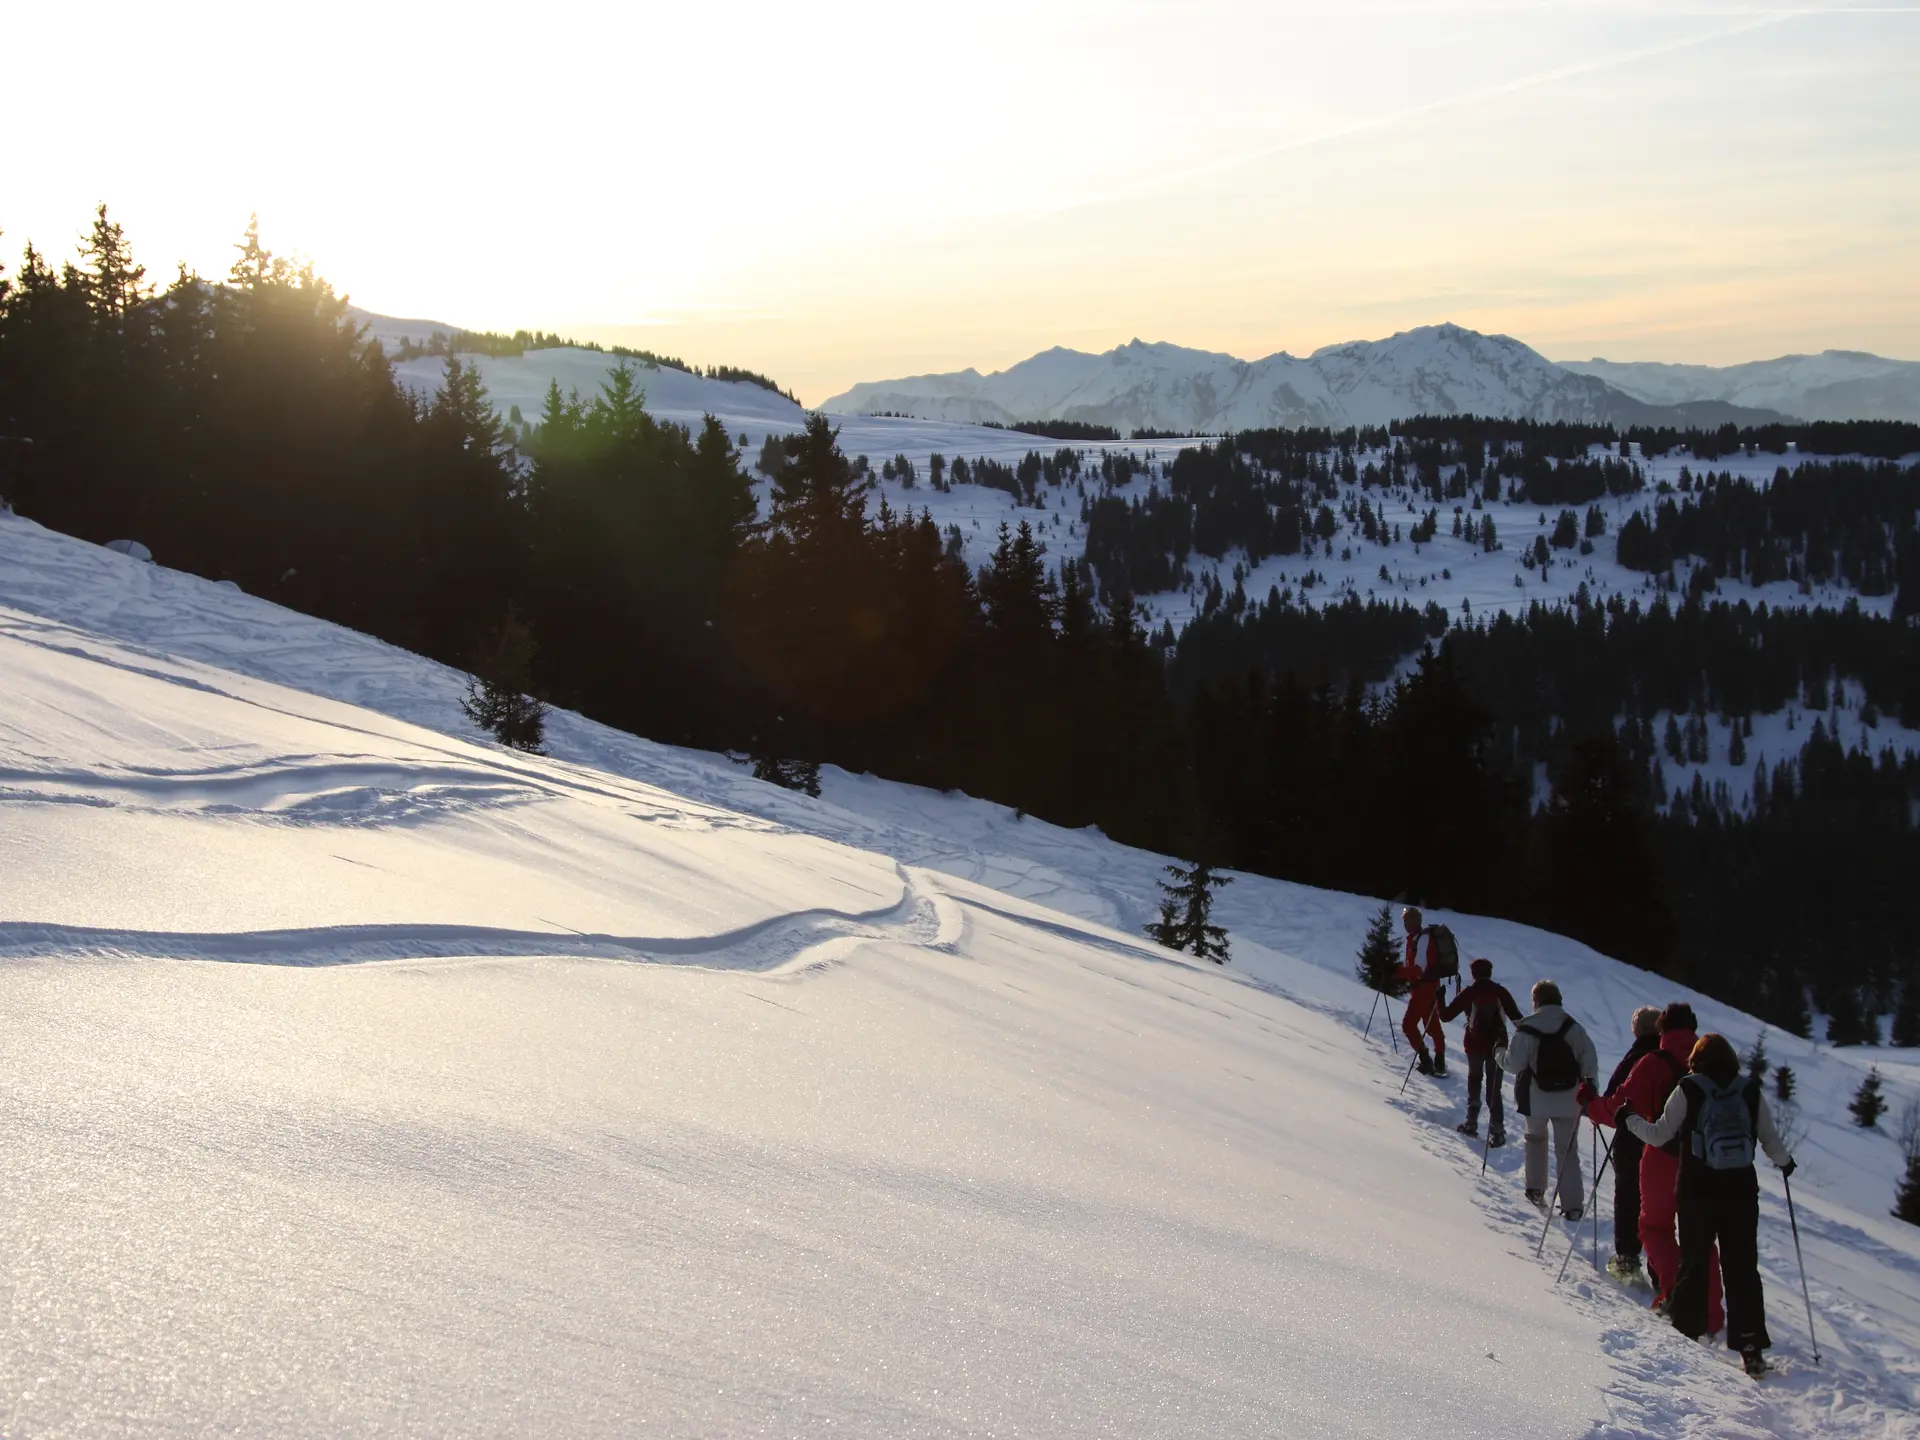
[1576, 1081, 1599, 1109]
[1781, 1157, 1797, 1179]
[1613, 1099, 1637, 1124]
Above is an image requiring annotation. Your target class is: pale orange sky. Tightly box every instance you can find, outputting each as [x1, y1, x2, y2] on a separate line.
[5, 0, 1916, 405]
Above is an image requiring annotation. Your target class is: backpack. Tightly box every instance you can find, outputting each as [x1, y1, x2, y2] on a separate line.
[1424, 925, 1460, 983]
[1521, 1016, 1580, 1092]
[1686, 1076, 1759, 1170]
[1467, 987, 1509, 1045]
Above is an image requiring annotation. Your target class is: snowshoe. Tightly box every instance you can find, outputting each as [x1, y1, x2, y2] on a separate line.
[1431, 1057, 1448, 1077]
[1455, 1121, 1478, 1138]
[1606, 1255, 1644, 1285]
[1562, 1206, 1584, 1223]
[1487, 1127, 1506, 1147]
[1742, 1349, 1770, 1379]
[1651, 1293, 1671, 1319]
[1416, 1052, 1434, 1076]
[1526, 1188, 1547, 1210]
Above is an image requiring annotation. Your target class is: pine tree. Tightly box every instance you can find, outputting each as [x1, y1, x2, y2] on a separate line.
[461, 609, 546, 753]
[1146, 860, 1232, 964]
[1356, 903, 1405, 996]
[1774, 1065, 1795, 1103]
[1895, 1152, 1920, 1227]
[1896, 1104, 1920, 1224]
[1893, 985, 1920, 1048]
[1745, 1032, 1770, 1083]
[1850, 1067, 1888, 1128]
[1826, 985, 1873, 1046]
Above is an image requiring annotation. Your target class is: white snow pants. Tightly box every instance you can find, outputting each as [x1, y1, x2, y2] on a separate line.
[1523, 1112, 1584, 1214]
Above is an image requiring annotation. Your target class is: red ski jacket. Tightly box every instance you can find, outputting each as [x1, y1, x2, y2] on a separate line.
[1583, 1029, 1693, 1130]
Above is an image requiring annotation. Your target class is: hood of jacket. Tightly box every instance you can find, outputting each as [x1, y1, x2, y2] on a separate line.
[1659, 1029, 1696, 1065]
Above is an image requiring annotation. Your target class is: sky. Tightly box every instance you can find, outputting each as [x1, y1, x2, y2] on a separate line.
[4, 0, 1917, 405]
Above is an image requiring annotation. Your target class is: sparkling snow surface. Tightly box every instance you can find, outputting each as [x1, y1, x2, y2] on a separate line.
[3, 513, 1918, 1437]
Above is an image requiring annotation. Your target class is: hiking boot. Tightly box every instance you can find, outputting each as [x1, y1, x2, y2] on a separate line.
[1606, 1255, 1644, 1284]
[1431, 1057, 1448, 1077]
[1526, 1189, 1546, 1210]
[1487, 1127, 1506, 1147]
[1455, 1121, 1478, 1138]
[1562, 1205, 1584, 1223]
[1651, 1293, 1671, 1319]
[1742, 1349, 1769, 1379]
[1416, 1052, 1434, 1076]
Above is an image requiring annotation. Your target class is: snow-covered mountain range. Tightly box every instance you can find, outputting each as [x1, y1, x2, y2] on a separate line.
[824, 324, 1916, 433]
[1562, 351, 1920, 425]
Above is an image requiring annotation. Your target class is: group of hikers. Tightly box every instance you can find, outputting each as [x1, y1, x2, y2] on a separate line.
[1391, 907, 1799, 1379]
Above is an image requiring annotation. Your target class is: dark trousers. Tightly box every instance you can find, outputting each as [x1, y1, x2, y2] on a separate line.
[1465, 1049, 1504, 1131]
[1672, 1166, 1771, 1352]
[1613, 1132, 1645, 1260]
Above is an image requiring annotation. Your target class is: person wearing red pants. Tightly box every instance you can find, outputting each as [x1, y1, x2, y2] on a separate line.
[1580, 1002, 1719, 1329]
[1397, 907, 1449, 1075]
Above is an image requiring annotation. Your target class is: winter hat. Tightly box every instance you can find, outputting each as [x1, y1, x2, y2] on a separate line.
[1658, 1001, 1698, 1034]
[1632, 1005, 1661, 1038]
[1470, 958, 1493, 979]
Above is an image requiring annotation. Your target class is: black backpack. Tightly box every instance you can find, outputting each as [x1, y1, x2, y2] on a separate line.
[1521, 1016, 1580, 1092]
[1424, 925, 1460, 983]
[1467, 988, 1509, 1045]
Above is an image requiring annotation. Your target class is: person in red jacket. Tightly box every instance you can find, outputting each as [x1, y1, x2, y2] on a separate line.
[1441, 958, 1522, 1144]
[1397, 907, 1448, 1076]
[1579, 1001, 1721, 1330]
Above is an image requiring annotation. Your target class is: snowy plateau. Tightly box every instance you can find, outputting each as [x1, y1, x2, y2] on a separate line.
[4, 501, 1920, 1436]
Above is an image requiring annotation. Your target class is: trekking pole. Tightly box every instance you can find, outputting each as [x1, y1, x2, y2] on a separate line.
[1480, 1127, 1493, 1177]
[1385, 996, 1398, 1054]
[1592, 1126, 1600, 1274]
[1559, 1127, 1615, 1283]
[1364, 990, 1380, 1040]
[1536, 1117, 1585, 1257]
[1782, 1170, 1822, 1365]
[1399, 1049, 1421, 1095]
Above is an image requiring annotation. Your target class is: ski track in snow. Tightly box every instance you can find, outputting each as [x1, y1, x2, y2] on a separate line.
[2, 510, 1918, 1437]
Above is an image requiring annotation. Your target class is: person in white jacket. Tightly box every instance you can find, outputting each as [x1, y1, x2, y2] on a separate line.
[1495, 980, 1600, 1218]
[1618, 1031, 1795, 1377]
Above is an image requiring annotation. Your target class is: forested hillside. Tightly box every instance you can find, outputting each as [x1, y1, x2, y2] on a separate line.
[3, 210, 1917, 1041]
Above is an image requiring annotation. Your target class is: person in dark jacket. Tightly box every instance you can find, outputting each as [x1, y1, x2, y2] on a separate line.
[1440, 958, 1521, 1145]
[1603, 1006, 1662, 1283]
[1618, 1032, 1796, 1378]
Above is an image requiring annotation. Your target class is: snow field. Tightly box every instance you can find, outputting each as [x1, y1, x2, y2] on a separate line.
[2, 511, 1917, 1436]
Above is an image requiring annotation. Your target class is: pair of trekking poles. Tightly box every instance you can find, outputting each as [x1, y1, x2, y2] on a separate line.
[1363, 986, 1822, 1365]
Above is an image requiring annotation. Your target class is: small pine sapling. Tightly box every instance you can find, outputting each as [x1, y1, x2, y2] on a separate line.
[1145, 859, 1232, 964]
[1355, 904, 1407, 997]
[461, 610, 546, 754]
[1850, 1066, 1888, 1128]
[1773, 1066, 1795, 1103]
[1745, 1033, 1770, 1084]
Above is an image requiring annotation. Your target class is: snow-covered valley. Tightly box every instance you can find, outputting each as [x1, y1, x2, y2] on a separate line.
[4, 507, 1919, 1436]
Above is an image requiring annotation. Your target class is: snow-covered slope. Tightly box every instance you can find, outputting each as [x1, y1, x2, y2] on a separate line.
[4, 511, 1919, 1437]
[1564, 352, 1920, 424]
[822, 325, 1791, 433]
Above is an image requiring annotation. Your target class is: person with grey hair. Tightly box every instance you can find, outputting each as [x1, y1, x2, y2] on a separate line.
[1496, 980, 1600, 1219]
[1600, 1006, 1664, 1283]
